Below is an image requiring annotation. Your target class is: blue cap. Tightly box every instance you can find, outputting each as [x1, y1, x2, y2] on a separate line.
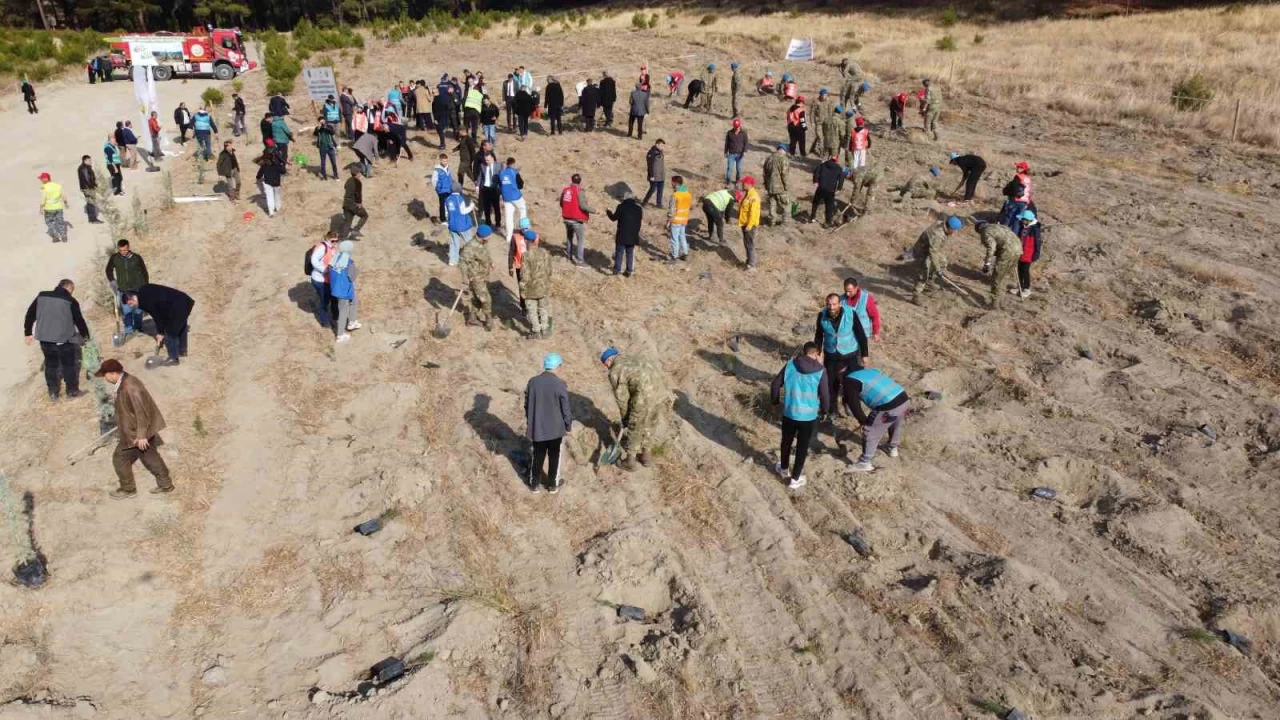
[666, 75, 673, 83]
[730, 62, 739, 70]
[845, 109, 855, 117]
[929, 166, 941, 177]
[1020, 210, 1038, 222]
[600, 347, 619, 364]
[819, 88, 828, 95]
[782, 73, 792, 82]
[777, 144, 788, 151]
[543, 352, 562, 370]
[834, 105, 844, 113]
[949, 152, 959, 160]
[708, 63, 716, 71]
[519, 217, 531, 230]
[946, 216, 963, 230]
[477, 224, 493, 237]
[522, 229, 537, 241]
[860, 81, 870, 91]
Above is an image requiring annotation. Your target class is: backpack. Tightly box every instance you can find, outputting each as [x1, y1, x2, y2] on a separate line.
[304, 244, 318, 275]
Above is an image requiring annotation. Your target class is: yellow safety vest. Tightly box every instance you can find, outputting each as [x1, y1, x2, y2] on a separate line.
[41, 182, 64, 211]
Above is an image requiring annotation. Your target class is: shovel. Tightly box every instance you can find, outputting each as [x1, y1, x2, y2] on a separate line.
[144, 340, 165, 370]
[432, 286, 465, 339]
[110, 293, 125, 347]
[600, 427, 627, 466]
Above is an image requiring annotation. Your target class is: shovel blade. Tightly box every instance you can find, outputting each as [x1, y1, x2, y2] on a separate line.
[432, 325, 451, 339]
[111, 333, 124, 347]
[600, 442, 623, 466]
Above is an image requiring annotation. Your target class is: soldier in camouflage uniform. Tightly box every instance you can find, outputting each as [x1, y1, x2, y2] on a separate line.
[518, 229, 553, 338]
[821, 106, 843, 160]
[841, 108, 856, 166]
[762, 145, 791, 225]
[808, 89, 831, 155]
[846, 162, 883, 215]
[460, 224, 494, 330]
[600, 347, 669, 471]
[700, 64, 719, 113]
[839, 58, 863, 108]
[892, 168, 941, 201]
[911, 217, 962, 304]
[730, 62, 741, 118]
[975, 221, 1021, 308]
[922, 78, 942, 141]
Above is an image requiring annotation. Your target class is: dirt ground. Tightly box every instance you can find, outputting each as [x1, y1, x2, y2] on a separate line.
[1, 18, 1279, 720]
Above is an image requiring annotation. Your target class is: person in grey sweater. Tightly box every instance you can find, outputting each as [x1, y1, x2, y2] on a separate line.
[525, 353, 573, 494]
[24, 279, 90, 400]
[628, 82, 650, 140]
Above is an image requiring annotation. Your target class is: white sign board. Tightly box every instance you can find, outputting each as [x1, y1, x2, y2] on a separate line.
[126, 37, 185, 68]
[302, 67, 338, 101]
[785, 39, 815, 62]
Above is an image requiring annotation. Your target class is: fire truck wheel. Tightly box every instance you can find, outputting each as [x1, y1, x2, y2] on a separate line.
[213, 63, 235, 81]
[152, 65, 173, 81]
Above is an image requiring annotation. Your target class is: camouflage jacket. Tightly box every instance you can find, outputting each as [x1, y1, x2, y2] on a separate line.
[979, 223, 1021, 265]
[608, 354, 665, 425]
[763, 153, 790, 193]
[924, 85, 942, 112]
[850, 163, 883, 188]
[460, 237, 491, 281]
[821, 114, 843, 148]
[810, 96, 831, 126]
[519, 244, 552, 299]
[917, 222, 949, 257]
[841, 60, 863, 84]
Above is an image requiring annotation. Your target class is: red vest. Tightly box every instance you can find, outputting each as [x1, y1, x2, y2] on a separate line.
[1015, 172, 1032, 203]
[560, 184, 587, 222]
[852, 128, 869, 150]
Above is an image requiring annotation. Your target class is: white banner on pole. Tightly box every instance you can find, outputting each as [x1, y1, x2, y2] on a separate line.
[784, 39, 815, 62]
[127, 37, 184, 68]
[302, 67, 338, 101]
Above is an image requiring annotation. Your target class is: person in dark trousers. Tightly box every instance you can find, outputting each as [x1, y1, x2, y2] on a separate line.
[476, 149, 501, 227]
[786, 96, 808, 159]
[683, 77, 704, 109]
[21, 79, 38, 114]
[105, 239, 149, 335]
[607, 190, 643, 277]
[514, 86, 535, 140]
[174, 102, 192, 143]
[843, 366, 909, 472]
[95, 359, 175, 499]
[232, 93, 247, 136]
[268, 92, 290, 118]
[544, 76, 565, 135]
[627, 81, 650, 139]
[503, 73, 517, 130]
[810, 156, 846, 226]
[77, 155, 101, 224]
[103, 136, 124, 196]
[579, 78, 600, 132]
[642, 139, 665, 206]
[340, 87, 357, 138]
[342, 166, 369, 237]
[814, 292, 869, 414]
[724, 118, 748, 184]
[524, 352, 573, 494]
[259, 112, 274, 148]
[770, 342, 831, 490]
[315, 119, 339, 180]
[124, 283, 195, 366]
[480, 96, 500, 147]
[216, 140, 241, 201]
[948, 152, 987, 202]
[432, 89, 453, 149]
[888, 91, 907, 131]
[24, 279, 89, 400]
[454, 128, 477, 189]
[599, 71, 617, 127]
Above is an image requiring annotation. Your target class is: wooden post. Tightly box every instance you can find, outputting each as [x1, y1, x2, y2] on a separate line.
[949, 58, 955, 83]
[1231, 98, 1241, 143]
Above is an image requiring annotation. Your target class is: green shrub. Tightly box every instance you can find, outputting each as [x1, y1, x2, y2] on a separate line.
[973, 33, 985, 44]
[533, 23, 545, 35]
[200, 87, 225, 107]
[665, 7, 678, 17]
[266, 77, 293, 96]
[936, 35, 957, 51]
[939, 7, 959, 26]
[577, 15, 587, 27]
[295, 47, 311, 61]
[648, 13, 659, 28]
[353, 52, 364, 67]
[231, 78, 243, 93]
[699, 14, 718, 26]
[631, 11, 648, 29]
[1172, 74, 1213, 112]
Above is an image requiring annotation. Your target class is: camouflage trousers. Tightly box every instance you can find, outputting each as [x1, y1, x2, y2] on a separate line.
[765, 192, 790, 224]
[524, 297, 550, 335]
[925, 109, 941, 140]
[851, 180, 877, 213]
[990, 259, 1017, 307]
[840, 82, 857, 108]
[44, 210, 67, 243]
[912, 248, 948, 299]
[622, 408, 662, 455]
[467, 277, 491, 323]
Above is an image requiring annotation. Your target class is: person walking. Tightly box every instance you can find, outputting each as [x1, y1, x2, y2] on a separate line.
[627, 81, 650, 140]
[762, 145, 791, 226]
[444, 186, 477, 267]
[810, 155, 845, 227]
[738, 176, 761, 270]
[519, 230, 553, 338]
[843, 366, 909, 473]
[105, 239, 149, 336]
[815, 291, 869, 411]
[1014, 210, 1041, 299]
[642, 139, 665, 206]
[579, 78, 600, 133]
[232, 92, 247, 136]
[559, 174, 595, 267]
[192, 106, 218, 161]
[599, 71, 618, 128]
[665, 176, 692, 262]
[454, 128, 477, 189]
[24, 279, 89, 400]
[260, 111, 275, 148]
[216, 140, 240, 201]
[607, 190, 643, 277]
[463, 82, 484, 138]
[850, 116, 871, 169]
[544, 76, 565, 136]
[476, 150, 501, 228]
[94, 359, 175, 498]
[306, 233, 338, 329]
[921, 78, 942, 141]
[315, 120, 339, 180]
[842, 276, 882, 347]
[329, 240, 362, 343]
[255, 145, 284, 217]
[270, 113, 293, 164]
[103, 136, 124, 196]
[480, 96, 500, 147]
[460, 224, 494, 330]
[37, 172, 68, 243]
[123, 284, 195, 366]
[600, 347, 669, 471]
[76, 156, 101, 224]
[499, 157, 528, 244]
[786, 96, 808, 159]
[502, 73, 517, 131]
[525, 353, 573, 493]
[340, 166, 369, 238]
[174, 102, 192, 144]
[948, 152, 986, 203]
[514, 85, 535, 140]
[21, 78, 38, 113]
[430, 153, 454, 223]
[700, 187, 735, 245]
[724, 118, 748, 184]
[975, 220, 1022, 309]
[770, 342, 831, 489]
[730, 62, 741, 118]
[912, 216, 962, 305]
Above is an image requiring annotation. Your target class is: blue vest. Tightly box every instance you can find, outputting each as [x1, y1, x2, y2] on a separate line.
[445, 193, 473, 233]
[847, 368, 903, 409]
[387, 89, 402, 113]
[328, 259, 355, 300]
[193, 112, 212, 132]
[323, 101, 340, 122]
[843, 291, 872, 339]
[104, 142, 121, 165]
[819, 308, 858, 356]
[499, 167, 522, 201]
[434, 167, 453, 195]
[782, 360, 822, 421]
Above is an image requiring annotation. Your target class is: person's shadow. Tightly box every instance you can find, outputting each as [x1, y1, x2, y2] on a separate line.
[288, 281, 336, 324]
[694, 349, 773, 385]
[673, 390, 771, 469]
[569, 391, 612, 464]
[422, 276, 457, 309]
[834, 266, 911, 304]
[463, 394, 526, 482]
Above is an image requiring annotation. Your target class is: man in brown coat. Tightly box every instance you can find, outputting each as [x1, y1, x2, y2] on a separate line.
[95, 359, 175, 498]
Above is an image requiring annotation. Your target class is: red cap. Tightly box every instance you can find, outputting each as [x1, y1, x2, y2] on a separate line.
[265, 138, 276, 146]
[741, 176, 756, 186]
[732, 118, 742, 129]
[1014, 161, 1029, 172]
[855, 116, 865, 127]
[38, 172, 51, 181]
[797, 95, 806, 103]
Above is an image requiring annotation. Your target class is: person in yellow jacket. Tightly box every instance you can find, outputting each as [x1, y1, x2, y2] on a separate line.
[738, 176, 761, 270]
[38, 172, 68, 243]
[463, 86, 484, 138]
[665, 175, 693, 262]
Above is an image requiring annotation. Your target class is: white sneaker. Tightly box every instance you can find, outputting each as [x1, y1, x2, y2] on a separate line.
[787, 475, 807, 489]
[1020, 289, 1032, 299]
[346, 321, 362, 331]
[336, 333, 351, 343]
[850, 461, 875, 473]
[886, 447, 899, 458]
[773, 461, 790, 479]
[1008, 287, 1022, 295]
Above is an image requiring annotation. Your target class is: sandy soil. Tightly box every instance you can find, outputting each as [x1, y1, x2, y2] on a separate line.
[0, 21, 1278, 720]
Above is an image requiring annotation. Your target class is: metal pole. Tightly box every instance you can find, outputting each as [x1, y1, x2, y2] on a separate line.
[1231, 98, 1241, 143]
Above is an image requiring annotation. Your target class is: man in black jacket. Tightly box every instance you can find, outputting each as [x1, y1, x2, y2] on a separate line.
[432, 90, 453, 149]
[810, 155, 846, 227]
[24, 279, 90, 400]
[105, 239, 149, 335]
[544, 77, 565, 136]
[173, 103, 192, 143]
[216, 141, 240, 201]
[77, 155, 101, 224]
[607, 190, 643, 277]
[579, 79, 600, 132]
[599, 71, 618, 128]
[268, 92, 290, 118]
[524, 352, 573, 493]
[342, 166, 369, 237]
[232, 93, 247, 136]
[124, 284, 195, 366]
[642, 139, 665, 206]
[514, 87, 535, 140]
[948, 152, 986, 203]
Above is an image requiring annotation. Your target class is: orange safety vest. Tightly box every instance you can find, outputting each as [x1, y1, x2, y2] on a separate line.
[353, 112, 368, 133]
[852, 128, 869, 150]
[670, 189, 692, 225]
[1015, 172, 1032, 203]
[787, 106, 805, 126]
[783, 82, 798, 99]
[371, 111, 385, 132]
[511, 233, 527, 270]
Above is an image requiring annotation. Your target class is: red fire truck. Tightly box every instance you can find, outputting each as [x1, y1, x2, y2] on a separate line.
[108, 27, 255, 81]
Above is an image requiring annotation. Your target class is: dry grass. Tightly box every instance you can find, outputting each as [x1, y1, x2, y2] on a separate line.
[943, 510, 1012, 555]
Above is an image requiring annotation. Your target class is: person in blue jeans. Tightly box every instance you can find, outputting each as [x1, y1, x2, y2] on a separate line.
[481, 96, 499, 147]
[642, 139, 665, 206]
[724, 118, 748, 184]
[315, 119, 339, 180]
[308, 233, 338, 328]
[191, 107, 218, 161]
[444, 188, 477, 267]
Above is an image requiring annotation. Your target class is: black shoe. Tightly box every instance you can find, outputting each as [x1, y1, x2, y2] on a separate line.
[47, 390, 58, 402]
[66, 390, 85, 399]
[149, 486, 175, 494]
[164, 357, 180, 366]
